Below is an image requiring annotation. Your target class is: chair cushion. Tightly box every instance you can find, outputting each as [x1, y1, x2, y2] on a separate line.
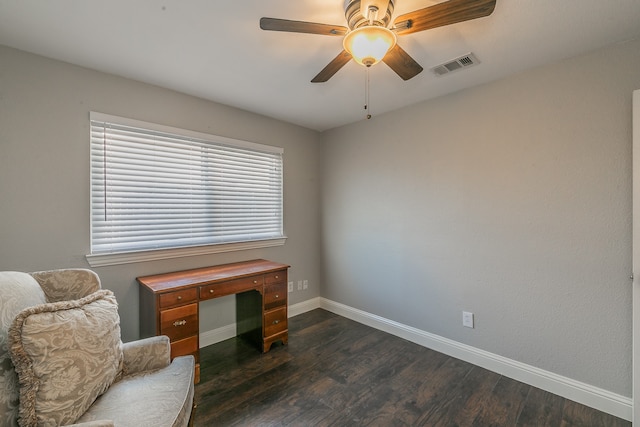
[8, 290, 123, 427]
[0, 271, 47, 427]
[76, 355, 195, 427]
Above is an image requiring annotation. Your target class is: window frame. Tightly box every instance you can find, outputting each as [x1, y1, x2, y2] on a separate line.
[86, 112, 286, 267]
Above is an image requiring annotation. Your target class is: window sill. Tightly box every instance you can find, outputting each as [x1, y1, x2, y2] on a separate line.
[86, 237, 287, 267]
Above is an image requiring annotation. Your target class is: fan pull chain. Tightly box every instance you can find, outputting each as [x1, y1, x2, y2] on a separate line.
[364, 67, 372, 120]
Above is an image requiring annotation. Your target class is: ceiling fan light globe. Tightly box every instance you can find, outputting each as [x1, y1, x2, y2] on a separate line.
[343, 26, 396, 67]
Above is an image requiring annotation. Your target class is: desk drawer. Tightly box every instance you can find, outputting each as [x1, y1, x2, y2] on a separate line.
[200, 275, 263, 300]
[264, 307, 287, 337]
[265, 271, 286, 285]
[170, 335, 199, 362]
[160, 303, 198, 341]
[264, 283, 287, 310]
[159, 288, 198, 309]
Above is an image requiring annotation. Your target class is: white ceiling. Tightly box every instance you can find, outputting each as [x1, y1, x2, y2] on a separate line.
[1, 1, 640, 132]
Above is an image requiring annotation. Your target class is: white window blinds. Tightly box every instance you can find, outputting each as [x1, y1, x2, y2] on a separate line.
[90, 112, 284, 255]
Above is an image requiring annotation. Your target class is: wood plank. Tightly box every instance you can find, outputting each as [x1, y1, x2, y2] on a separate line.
[470, 375, 530, 426]
[561, 399, 631, 427]
[516, 386, 564, 426]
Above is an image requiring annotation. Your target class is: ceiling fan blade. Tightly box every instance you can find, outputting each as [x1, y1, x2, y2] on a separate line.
[311, 50, 353, 83]
[393, 0, 496, 35]
[382, 44, 424, 80]
[260, 17, 348, 36]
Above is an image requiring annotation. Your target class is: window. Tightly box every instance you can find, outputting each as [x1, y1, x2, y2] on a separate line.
[87, 112, 284, 266]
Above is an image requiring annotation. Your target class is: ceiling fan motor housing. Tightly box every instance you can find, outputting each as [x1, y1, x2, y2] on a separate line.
[344, 0, 395, 29]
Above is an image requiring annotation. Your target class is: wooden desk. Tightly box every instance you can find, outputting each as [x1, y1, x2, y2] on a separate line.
[137, 259, 290, 383]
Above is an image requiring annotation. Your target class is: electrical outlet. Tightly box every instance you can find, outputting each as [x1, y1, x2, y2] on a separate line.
[303, 279, 308, 290]
[297, 280, 303, 291]
[462, 311, 474, 328]
[288, 281, 293, 293]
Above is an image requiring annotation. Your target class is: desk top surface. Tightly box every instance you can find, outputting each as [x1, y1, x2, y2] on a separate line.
[137, 259, 290, 293]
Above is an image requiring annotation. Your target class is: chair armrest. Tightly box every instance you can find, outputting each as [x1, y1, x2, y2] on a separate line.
[121, 336, 171, 376]
[66, 420, 115, 427]
[30, 269, 101, 302]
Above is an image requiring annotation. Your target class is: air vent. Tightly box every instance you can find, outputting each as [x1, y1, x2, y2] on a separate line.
[430, 53, 480, 76]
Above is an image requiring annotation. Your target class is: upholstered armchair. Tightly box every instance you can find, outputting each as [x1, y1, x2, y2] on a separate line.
[0, 269, 195, 427]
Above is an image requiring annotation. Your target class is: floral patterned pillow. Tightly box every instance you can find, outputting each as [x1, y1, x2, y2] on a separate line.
[8, 290, 123, 427]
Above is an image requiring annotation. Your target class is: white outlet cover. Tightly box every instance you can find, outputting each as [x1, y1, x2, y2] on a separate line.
[463, 311, 474, 328]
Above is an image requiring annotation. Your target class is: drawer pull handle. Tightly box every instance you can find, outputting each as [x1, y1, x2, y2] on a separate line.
[253, 280, 258, 284]
[275, 294, 279, 299]
[272, 320, 280, 325]
[209, 289, 214, 294]
[173, 320, 187, 327]
[275, 275, 279, 279]
[177, 296, 182, 300]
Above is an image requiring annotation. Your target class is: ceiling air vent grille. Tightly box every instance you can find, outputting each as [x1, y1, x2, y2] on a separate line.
[430, 53, 480, 76]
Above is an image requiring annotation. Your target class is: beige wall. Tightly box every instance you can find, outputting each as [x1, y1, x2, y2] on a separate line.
[321, 38, 640, 397]
[0, 45, 322, 342]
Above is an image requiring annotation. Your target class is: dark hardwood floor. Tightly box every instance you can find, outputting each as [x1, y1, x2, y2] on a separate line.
[194, 309, 629, 426]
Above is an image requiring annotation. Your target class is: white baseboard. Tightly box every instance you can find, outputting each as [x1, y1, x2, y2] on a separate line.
[288, 296, 321, 317]
[318, 297, 632, 422]
[199, 323, 236, 348]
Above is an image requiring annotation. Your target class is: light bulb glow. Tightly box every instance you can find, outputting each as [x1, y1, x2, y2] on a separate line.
[343, 26, 396, 67]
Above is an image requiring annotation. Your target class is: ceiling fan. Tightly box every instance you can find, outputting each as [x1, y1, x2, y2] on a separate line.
[260, 0, 496, 83]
